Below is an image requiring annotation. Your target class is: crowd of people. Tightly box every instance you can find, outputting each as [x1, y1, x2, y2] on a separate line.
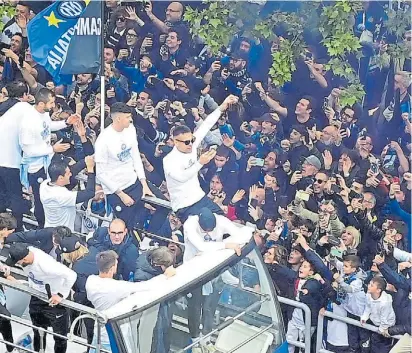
[0, 1, 410, 353]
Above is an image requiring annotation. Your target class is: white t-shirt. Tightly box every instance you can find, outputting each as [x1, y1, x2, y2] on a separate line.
[163, 108, 222, 211]
[0, 102, 33, 169]
[24, 247, 77, 298]
[19, 108, 67, 173]
[183, 214, 251, 263]
[39, 180, 78, 230]
[95, 124, 146, 195]
[86, 275, 156, 345]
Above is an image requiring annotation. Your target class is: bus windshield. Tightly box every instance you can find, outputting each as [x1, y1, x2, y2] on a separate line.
[112, 247, 284, 353]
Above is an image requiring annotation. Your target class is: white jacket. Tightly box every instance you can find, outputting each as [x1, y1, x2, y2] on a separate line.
[361, 291, 396, 333]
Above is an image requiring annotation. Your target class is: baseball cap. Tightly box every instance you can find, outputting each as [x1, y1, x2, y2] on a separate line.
[59, 236, 81, 253]
[5, 243, 30, 266]
[303, 155, 321, 170]
[51, 153, 71, 167]
[260, 112, 280, 125]
[186, 56, 201, 68]
[198, 208, 217, 232]
[230, 50, 248, 61]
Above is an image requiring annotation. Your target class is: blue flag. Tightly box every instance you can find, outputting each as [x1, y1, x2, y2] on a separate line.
[27, 0, 101, 83]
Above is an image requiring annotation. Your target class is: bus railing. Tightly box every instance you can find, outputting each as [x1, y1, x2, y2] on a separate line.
[0, 277, 110, 353]
[315, 310, 403, 353]
[278, 296, 311, 353]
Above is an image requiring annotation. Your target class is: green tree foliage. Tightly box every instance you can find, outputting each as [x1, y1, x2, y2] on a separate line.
[0, 4, 16, 32]
[319, 0, 365, 107]
[184, 1, 407, 106]
[384, 1, 411, 68]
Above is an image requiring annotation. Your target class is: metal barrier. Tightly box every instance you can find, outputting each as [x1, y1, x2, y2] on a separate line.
[278, 296, 312, 353]
[0, 277, 109, 353]
[315, 310, 403, 353]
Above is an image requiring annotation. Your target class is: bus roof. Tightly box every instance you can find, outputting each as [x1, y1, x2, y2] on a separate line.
[102, 228, 254, 320]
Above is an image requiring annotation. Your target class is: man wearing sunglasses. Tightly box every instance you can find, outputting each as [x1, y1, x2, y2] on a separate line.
[163, 95, 238, 222]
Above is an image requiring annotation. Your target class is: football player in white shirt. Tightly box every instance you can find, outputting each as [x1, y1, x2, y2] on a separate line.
[5, 243, 77, 353]
[163, 95, 238, 222]
[95, 103, 167, 230]
[40, 155, 96, 230]
[0, 83, 32, 231]
[19, 88, 79, 227]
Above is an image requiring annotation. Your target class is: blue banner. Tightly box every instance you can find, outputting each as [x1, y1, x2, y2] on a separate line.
[27, 0, 101, 83]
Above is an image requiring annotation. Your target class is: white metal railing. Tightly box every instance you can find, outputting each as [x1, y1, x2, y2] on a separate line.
[315, 310, 403, 353]
[0, 277, 109, 353]
[277, 296, 311, 353]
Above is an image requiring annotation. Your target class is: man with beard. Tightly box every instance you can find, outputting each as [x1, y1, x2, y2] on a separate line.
[221, 51, 251, 96]
[4, 243, 77, 353]
[284, 125, 312, 171]
[304, 171, 331, 213]
[316, 125, 342, 162]
[131, 90, 163, 143]
[19, 88, 79, 227]
[170, 56, 206, 94]
[68, 73, 99, 110]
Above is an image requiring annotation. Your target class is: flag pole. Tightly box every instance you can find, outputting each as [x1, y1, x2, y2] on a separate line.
[100, 0, 105, 132]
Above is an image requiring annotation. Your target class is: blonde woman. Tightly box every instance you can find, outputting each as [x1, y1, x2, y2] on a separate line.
[63, 243, 99, 346]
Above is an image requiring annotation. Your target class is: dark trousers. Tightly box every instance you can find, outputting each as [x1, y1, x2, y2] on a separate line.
[0, 303, 14, 352]
[0, 167, 26, 231]
[326, 342, 349, 353]
[29, 297, 69, 353]
[28, 168, 47, 228]
[187, 284, 222, 338]
[107, 180, 169, 232]
[176, 195, 224, 223]
[370, 332, 393, 353]
[347, 312, 371, 352]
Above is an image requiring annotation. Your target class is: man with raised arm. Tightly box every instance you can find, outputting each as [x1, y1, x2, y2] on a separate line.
[163, 95, 238, 222]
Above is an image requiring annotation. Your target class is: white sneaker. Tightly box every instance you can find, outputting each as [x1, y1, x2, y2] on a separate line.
[192, 347, 203, 353]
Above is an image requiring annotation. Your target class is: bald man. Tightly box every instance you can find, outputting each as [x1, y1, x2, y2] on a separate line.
[87, 219, 139, 280]
[145, 0, 184, 33]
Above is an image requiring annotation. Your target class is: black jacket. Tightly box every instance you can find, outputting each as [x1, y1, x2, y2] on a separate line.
[378, 262, 411, 331]
[72, 246, 99, 304]
[5, 228, 55, 254]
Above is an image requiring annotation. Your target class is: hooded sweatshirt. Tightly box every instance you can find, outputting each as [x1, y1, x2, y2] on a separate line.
[361, 291, 396, 333]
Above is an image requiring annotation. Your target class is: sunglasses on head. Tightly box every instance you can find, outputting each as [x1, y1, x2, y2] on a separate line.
[176, 136, 196, 145]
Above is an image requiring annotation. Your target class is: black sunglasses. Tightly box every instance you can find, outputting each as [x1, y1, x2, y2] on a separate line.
[175, 137, 196, 145]
[117, 17, 125, 22]
[314, 179, 326, 184]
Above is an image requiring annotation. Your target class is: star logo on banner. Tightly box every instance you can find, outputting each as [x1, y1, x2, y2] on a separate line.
[44, 11, 65, 28]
